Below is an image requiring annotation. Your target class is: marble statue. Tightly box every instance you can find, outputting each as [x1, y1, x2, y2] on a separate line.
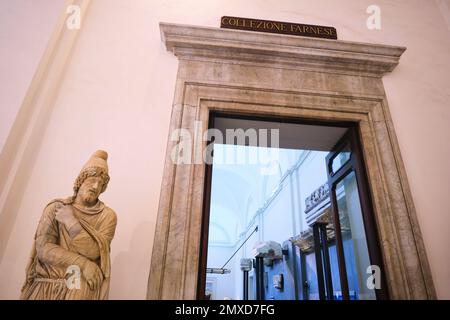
[21, 150, 117, 300]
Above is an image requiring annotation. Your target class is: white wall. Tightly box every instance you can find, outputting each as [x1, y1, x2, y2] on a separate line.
[206, 245, 236, 299]
[0, 0, 449, 299]
[0, 0, 66, 151]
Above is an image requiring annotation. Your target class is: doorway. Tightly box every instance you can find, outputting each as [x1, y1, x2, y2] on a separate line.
[148, 23, 435, 300]
[198, 113, 388, 300]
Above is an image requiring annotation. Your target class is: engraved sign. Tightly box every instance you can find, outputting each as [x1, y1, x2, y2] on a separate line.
[221, 16, 337, 40]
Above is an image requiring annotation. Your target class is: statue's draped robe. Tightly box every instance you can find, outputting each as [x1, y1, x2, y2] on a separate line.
[20, 198, 117, 300]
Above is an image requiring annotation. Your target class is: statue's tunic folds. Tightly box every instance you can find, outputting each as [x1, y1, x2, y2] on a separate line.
[21, 197, 117, 300]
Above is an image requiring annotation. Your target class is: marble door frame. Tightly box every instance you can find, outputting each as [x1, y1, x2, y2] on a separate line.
[146, 23, 436, 299]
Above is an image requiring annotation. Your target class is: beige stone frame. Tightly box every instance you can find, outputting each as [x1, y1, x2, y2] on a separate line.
[147, 23, 436, 299]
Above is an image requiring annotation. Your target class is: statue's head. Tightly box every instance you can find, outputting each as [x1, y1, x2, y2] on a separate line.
[73, 150, 110, 204]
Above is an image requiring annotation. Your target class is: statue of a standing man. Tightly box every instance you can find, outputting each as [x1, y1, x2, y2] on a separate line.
[21, 150, 117, 299]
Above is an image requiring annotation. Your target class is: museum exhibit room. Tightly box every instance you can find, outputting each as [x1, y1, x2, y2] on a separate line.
[0, 0, 449, 306]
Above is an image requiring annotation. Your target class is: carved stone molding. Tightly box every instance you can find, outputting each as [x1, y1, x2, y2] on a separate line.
[147, 22, 436, 300]
[160, 22, 406, 77]
[305, 183, 330, 214]
[290, 207, 351, 253]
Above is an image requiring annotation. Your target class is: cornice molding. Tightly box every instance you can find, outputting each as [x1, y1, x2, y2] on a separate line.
[160, 22, 406, 76]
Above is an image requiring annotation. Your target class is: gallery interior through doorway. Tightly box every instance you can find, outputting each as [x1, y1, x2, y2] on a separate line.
[198, 113, 388, 300]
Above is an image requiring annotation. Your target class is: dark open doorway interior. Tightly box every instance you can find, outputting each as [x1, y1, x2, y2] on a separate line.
[198, 113, 387, 300]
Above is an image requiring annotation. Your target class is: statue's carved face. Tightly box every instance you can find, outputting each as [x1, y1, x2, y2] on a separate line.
[78, 176, 104, 205]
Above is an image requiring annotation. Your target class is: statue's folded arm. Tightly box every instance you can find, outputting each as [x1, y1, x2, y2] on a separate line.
[71, 230, 101, 260]
[35, 204, 89, 270]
